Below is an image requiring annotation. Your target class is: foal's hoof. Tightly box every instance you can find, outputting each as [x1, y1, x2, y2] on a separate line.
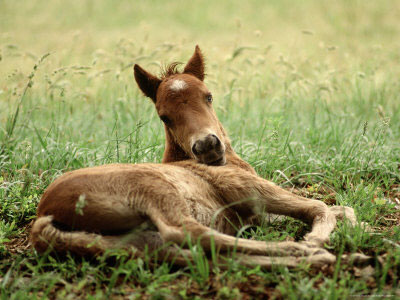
[330, 206, 356, 225]
[302, 234, 328, 248]
[301, 240, 322, 248]
[330, 206, 372, 231]
[302, 251, 336, 267]
[342, 253, 373, 266]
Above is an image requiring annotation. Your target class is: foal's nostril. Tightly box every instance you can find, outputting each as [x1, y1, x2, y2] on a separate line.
[192, 143, 200, 156]
[211, 134, 221, 146]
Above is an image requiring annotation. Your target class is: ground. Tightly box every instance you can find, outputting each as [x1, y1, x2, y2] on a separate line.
[0, 0, 400, 298]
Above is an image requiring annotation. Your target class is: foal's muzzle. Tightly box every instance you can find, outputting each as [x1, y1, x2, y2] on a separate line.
[191, 134, 226, 166]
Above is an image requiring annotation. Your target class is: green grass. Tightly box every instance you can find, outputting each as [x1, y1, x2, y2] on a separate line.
[1, 0, 400, 298]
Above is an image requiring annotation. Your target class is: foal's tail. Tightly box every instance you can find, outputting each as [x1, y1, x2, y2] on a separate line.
[30, 216, 192, 266]
[30, 216, 117, 256]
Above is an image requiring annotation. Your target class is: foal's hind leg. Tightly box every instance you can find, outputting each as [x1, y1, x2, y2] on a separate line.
[133, 239, 335, 269]
[234, 252, 336, 269]
[147, 212, 329, 258]
[160, 247, 336, 269]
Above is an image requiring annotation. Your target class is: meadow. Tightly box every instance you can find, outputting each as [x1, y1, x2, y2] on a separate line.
[1, 0, 400, 298]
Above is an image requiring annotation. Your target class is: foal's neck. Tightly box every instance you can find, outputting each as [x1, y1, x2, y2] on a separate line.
[161, 127, 190, 163]
[161, 123, 257, 174]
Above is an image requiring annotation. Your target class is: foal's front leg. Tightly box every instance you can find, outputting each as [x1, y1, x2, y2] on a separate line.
[254, 177, 356, 247]
[213, 169, 356, 247]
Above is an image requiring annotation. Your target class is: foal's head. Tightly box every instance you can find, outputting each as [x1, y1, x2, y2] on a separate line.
[134, 46, 226, 166]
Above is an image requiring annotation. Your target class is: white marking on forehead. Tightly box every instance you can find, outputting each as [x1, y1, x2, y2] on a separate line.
[170, 79, 188, 92]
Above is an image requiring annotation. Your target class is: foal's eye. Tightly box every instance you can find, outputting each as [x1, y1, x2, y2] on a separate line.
[206, 94, 213, 103]
[159, 115, 171, 126]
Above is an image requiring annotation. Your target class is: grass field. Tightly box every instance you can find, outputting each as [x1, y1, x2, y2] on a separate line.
[1, 0, 400, 298]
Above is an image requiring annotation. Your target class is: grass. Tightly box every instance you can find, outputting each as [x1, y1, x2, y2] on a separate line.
[1, 0, 400, 298]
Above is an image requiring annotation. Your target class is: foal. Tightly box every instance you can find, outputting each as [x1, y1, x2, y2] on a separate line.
[31, 46, 356, 268]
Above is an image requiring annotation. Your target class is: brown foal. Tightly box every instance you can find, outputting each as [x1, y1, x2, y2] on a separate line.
[31, 46, 357, 268]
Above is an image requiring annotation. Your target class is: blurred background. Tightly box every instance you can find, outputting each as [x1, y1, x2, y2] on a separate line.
[2, 0, 400, 55]
[1, 0, 399, 87]
[0, 0, 399, 173]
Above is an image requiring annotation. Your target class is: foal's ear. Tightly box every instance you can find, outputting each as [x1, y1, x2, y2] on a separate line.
[134, 64, 161, 103]
[183, 45, 205, 81]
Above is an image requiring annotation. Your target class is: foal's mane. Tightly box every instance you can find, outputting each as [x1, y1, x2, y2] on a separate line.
[160, 62, 182, 80]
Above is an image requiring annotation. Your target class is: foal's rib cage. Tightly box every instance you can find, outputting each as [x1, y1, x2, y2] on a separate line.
[31, 45, 359, 269]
